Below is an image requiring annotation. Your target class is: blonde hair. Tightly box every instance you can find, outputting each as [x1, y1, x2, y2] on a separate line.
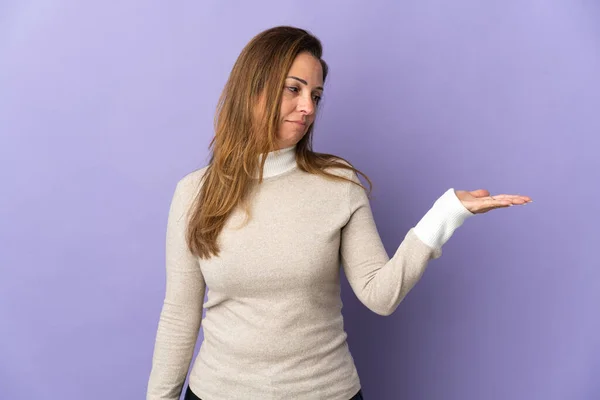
[187, 26, 373, 259]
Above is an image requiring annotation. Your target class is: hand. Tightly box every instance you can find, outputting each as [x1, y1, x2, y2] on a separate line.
[455, 189, 532, 215]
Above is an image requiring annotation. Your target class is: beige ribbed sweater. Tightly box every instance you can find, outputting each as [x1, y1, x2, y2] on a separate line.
[147, 145, 474, 400]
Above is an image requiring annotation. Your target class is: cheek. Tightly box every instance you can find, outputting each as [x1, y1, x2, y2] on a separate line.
[280, 97, 296, 117]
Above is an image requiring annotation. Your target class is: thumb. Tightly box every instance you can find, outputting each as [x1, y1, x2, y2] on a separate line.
[469, 189, 490, 198]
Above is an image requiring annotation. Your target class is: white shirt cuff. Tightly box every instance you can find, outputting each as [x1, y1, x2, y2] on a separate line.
[413, 188, 474, 250]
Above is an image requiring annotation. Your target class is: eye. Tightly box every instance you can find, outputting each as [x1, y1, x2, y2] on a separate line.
[286, 86, 299, 93]
[312, 94, 322, 104]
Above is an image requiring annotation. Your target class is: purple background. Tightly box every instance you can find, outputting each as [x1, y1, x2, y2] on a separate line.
[1, 1, 598, 399]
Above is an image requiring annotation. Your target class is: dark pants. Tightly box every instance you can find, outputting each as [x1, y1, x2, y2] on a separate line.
[184, 385, 364, 400]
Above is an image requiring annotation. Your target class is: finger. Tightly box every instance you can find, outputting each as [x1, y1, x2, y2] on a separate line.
[489, 194, 532, 203]
[480, 197, 513, 208]
[490, 198, 513, 206]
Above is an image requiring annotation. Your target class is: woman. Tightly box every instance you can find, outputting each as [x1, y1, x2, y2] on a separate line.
[146, 26, 531, 400]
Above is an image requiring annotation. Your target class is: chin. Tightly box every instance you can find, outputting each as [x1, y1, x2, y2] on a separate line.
[276, 132, 306, 147]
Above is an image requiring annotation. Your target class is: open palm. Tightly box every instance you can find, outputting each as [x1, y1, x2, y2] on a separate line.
[455, 189, 532, 214]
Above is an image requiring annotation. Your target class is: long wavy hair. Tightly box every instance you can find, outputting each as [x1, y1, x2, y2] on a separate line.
[187, 25, 373, 259]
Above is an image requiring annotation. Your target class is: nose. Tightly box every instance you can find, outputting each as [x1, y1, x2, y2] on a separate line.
[297, 94, 315, 116]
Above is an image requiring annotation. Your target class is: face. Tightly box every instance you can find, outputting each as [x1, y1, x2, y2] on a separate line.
[275, 52, 324, 149]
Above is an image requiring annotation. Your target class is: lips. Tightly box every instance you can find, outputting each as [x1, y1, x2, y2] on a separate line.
[288, 120, 306, 126]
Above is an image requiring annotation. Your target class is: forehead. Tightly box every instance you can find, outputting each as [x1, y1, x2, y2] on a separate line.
[287, 53, 323, 85]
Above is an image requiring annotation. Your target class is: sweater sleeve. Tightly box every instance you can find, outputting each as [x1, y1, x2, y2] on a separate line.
[339, 172, 473, 316]
[147, 178, 206, 400]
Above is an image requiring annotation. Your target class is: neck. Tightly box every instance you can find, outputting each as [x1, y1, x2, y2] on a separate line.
[257, 144, 297, 179]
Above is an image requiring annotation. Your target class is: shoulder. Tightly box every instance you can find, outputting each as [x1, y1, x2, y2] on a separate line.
[172, 166, 210, 201]
[178, 165, 209, 187]
[321, 157, 360, 184]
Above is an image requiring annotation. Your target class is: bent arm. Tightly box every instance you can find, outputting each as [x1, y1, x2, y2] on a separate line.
[340, 173, 473, 316]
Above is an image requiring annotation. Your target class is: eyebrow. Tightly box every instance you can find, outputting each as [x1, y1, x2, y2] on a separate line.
[287, 76, 323, 91]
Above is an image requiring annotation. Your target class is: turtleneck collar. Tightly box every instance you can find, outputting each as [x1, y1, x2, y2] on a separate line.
[256, 144, 298, 179]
